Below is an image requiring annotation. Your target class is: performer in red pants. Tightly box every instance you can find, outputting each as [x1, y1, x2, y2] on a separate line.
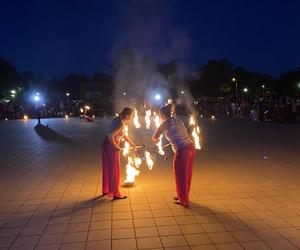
[102, 107, 136, 199]
[152, 104, 196, 207]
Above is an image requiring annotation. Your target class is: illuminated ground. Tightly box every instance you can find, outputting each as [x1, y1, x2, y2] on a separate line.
[0, 117, 300, 250]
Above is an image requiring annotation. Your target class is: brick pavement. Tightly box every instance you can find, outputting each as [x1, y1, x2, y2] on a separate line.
[0, 118, 300, 250]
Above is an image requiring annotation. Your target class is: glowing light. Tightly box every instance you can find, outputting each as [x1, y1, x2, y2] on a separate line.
[156, 135, 165, 155]
[123, 92, 127, 95]
[5, 118, 8, 121]
[11, 94, 15, 98]
[115, 113, 119, 117]
[167, 99, 172, 104]
[211, 115, 215, 120]
[23, 115, 28, 120]
[262, 85, 265, 89]
[84, 105, 90, 110]
[200, 114, 203, 118]
[232, 78, 236, 82]
[145, 110, 151, 129]
[10, 90, 16, 94]
[133, 108, 141, 128]
[243, 88, 248, 93]
[189, 115, 201, 150]
[181, 90, 185, 95]
[66, 92, 70, 96]
[80, 108, 84, 113]
[33, 95, 40, 102]
[124, 157, 140, 184]
[65, 115, 69, 118]
[145, 151, 154, 170]
[92, 115, 95, 118]
[154, 94, 161, 100]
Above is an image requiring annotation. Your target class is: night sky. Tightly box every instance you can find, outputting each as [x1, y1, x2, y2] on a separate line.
[0, 0, 299, 77]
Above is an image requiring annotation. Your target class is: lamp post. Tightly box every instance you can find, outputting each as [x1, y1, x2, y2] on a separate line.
[232, 78, 238, 101]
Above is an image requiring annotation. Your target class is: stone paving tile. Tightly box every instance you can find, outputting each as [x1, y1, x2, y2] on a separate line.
[1, 119, 300, 250]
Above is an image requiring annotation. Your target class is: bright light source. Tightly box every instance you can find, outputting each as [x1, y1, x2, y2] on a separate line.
[154, 94, 161, 100]
[298, 82, 300, 88]
[34, 95, 40, 102]
[84, 105, 90, 110]
[65, 115, 69, 118]
[181, 90, 185, 95]
[123, 92, 127, 96]
[36, 92, 40, 95]
[211, 115, 215, 119]
[80, 108, 84, 113]
[10, 90, 16, 94]
[232, 77, 236, 82]
[11, 94, 15, 98]
[262, 85, 265, 89]
[243, 88, 248, 93]
[200, 114, 203, 118]
[23, 115, 28, 120]
[5, 118, 8, 121]
[66, 92, 70, 96]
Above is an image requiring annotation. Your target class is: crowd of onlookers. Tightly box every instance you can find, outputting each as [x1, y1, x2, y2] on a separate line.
[194, 94, 300, 122]
[1, 93, 299, 123]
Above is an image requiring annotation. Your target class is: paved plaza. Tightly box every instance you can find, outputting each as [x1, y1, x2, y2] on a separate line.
[0, 117, 300, 250]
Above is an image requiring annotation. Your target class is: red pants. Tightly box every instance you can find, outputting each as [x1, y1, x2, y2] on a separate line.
[173, 144, 196, 206]
[102, 137, 121, 197]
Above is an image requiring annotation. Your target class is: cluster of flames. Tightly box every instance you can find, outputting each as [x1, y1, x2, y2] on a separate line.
[123, 107, 201, 184]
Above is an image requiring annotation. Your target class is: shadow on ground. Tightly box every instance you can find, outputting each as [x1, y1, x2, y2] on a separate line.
[34, 123, 76, 146]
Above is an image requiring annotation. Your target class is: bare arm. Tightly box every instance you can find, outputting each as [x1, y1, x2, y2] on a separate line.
[108, 125, 124, 150]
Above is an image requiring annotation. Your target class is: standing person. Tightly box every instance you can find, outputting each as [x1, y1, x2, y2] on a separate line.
[102, 107, 136, 199]
[152, 104, 196, 207]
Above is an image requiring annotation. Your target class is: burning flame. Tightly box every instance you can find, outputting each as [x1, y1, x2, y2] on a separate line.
[145, 109, 151, 129]
[145, 151, 154, 170]
[133, 108, 141, 128]
[134, 157, 142, 168]
[154, 114, 161, 128]
[125, 157, 140, 183]
[189, 115, 201, 150]
[123, 125, 130, 156]
[156, 135, 165, 155]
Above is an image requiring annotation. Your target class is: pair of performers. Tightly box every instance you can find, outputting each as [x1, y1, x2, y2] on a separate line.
[101, 104, 195, 207]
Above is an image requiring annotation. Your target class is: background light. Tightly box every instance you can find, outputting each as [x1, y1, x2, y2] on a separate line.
[123, 92, 127, 96]
[243, 88, 248, 93]
[181, 90, 185, 95]
[154, 94, 161, 100]
[66, 92, 70, 96]
[10, 90, 16, 94]
[34, 95, 40, 102]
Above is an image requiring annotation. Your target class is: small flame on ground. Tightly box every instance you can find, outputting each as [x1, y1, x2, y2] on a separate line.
[145, 110, 151, 129]
[134, 157, 142, 168]
[125, 157, 140, 183]
[154, 115, 161, 128]
[145, 151, 154, 170]
[133, 108, 141, 128]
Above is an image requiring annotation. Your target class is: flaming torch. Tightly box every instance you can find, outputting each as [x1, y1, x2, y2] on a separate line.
[145, 151, 154, 170]
[145, 109, 151, 129]
[189, 115, 201, 150]
[133, 108, 141, 128]
[154, 114, 165, 155]
[123, 125, 130, 156]
[124, 157, 140, 184]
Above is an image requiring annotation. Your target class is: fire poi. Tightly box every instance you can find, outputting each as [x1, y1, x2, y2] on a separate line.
[121, 103, 202, 185]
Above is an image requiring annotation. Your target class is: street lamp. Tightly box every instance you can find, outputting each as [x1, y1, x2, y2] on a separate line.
[181, 90, 185, 95]
[243, 87, 248, 93]
[262, 84, 265, 89]
[232, 77, 238, 101]
[66, 92, 70, 97]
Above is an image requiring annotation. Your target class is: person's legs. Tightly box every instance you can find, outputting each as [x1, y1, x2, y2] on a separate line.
[186, 146, 196, 198]
[174, 149, 189, 206]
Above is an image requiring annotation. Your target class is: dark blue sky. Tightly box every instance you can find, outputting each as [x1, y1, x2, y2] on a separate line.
[0, 0, 299, 77]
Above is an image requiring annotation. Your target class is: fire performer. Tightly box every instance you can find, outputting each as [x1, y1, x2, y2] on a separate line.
[152, 104, 195, 207]
[102, 107, 136, 199]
